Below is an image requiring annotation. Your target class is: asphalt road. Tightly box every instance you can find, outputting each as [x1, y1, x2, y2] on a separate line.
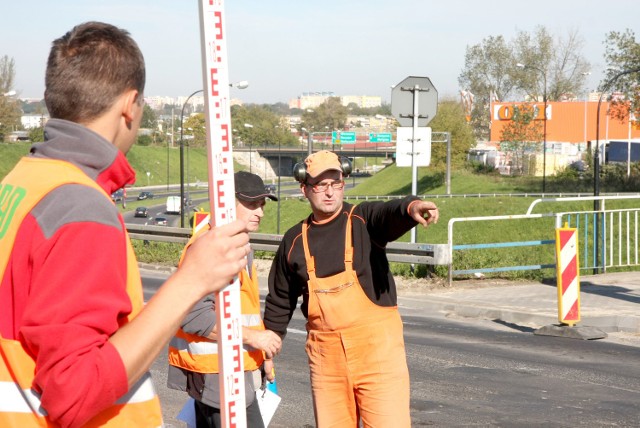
[142, 271, 640, 427]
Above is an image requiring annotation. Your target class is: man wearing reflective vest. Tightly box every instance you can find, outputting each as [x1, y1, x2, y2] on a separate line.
[168, 171, 282, 427]
[0, 22, 250, 427]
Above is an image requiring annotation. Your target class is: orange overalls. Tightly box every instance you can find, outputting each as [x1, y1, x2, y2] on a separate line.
[302, 207, 411, 428]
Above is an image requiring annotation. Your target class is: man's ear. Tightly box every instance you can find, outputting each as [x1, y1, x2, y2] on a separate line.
[122, 89, 140, 123]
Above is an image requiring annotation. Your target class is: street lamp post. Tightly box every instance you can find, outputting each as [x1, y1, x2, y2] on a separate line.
[276, 137, 282, 234]
[179, 90, 202, 228]
[304, 109, 315, 156]
[594, 67, 640, 208]
[178, 82, 248, 228]
[244, 123, 254, 173]
[166, 132, 172, 192]
[582, 72, 591, 149]
[517, 63, 548, 193]
[301, 127, 313, 156]
[592, 67, 640, 273]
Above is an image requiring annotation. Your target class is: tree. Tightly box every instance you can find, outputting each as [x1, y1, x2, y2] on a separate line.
[428, 99, 476, 170]
[513, 27, 590, 102]
[458, 35, 518, 141]
[0, 55, 21, 140]
[458, 27, 590, 142]
[0, 55, 15, 93]
[301, 97, 347, 132]
[602, 29, 640, 124]
[28, 126, 44, 143]
[140, 104, 158, 130]
[182, 113, 206, 147]
[231, 104, 298, 148]
[499, 103, 543, 175]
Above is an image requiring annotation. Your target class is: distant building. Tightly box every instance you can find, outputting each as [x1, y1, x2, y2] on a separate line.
[21, 114, 48, 129]
[144, 96, 177, 110]
[288, 92, 382, 110]
[488, 99, 640, 176]
[490, 100, 640, 146]
[144, 95, 244, 112]
[341, 95, 382, 109]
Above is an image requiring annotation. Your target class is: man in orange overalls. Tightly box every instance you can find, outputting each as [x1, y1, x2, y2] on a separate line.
[263, 150, 439, 427]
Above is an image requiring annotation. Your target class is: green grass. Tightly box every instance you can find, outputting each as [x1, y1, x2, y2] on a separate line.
[3, 144, 638, 281]
[0, 142, 31, 175]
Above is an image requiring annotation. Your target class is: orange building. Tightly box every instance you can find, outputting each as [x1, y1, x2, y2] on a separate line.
[490, 101, 640, 145]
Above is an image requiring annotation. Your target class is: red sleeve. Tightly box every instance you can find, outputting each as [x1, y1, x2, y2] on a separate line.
[20, 220, 131, 428]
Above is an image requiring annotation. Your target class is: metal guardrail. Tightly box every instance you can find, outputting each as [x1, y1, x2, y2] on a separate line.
[446, 195, 640, 284]
[125, 225, 449, 265]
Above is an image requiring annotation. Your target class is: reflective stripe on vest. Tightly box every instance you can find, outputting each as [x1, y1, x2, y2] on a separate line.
[0, 157, 162, 427]
[168, 262, 265, 374]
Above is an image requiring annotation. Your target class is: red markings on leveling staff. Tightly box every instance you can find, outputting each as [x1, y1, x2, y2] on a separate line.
[215, 179, 226, 204]
[221, 124, 230, 150]
[227, 401, 238, 428]
[216, 154, 229, 175]
[221, 289, 231, 317]
[213, 12, 223, 40]
[210, 68, 220, 96]
[233, 344, 242, 372]
[207, 41, 221, 64]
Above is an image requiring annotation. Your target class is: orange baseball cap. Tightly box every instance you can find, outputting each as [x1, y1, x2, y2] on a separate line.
[304, 150, 342, 178]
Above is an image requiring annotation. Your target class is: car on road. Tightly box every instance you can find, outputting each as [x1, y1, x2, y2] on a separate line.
[134, 207, 149, 218]
[166, 196, 181, 214]
[137, 191, 154, 200]
[154, 217, 168, 226]
[265, 184, 276, 194]
[111, 189, 124, 202]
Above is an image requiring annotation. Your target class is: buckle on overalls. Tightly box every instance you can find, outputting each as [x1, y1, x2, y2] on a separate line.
[314, 282, 354, 294]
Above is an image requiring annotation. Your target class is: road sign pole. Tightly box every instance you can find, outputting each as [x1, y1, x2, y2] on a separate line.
[198, 1, 246, 427]
[410, 84, 419, 244]
[391, 75, 438, 239]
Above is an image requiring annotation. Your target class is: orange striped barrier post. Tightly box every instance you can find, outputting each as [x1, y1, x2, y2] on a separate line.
[555, 223, 580, 326]
[192, 211, 210, 235]
[535, 223, 605, 339]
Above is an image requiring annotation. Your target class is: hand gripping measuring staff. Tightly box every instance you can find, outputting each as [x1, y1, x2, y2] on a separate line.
[198, 1, 246, 426]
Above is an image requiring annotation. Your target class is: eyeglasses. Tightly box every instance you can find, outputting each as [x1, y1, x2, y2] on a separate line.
[306, 180, 345, 193]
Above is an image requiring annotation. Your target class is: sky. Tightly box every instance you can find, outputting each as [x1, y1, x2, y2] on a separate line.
[2, 1, 638, 105]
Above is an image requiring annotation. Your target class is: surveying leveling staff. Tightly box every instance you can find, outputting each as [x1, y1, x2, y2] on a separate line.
[263, 150, 439, 427]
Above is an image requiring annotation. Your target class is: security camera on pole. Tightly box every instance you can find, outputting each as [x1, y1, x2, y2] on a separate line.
[391, 76, 438, 243]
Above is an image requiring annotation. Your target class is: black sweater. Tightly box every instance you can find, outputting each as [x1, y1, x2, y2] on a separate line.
[263, 197, 419, 336]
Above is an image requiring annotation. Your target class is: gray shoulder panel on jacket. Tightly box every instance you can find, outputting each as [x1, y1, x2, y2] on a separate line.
[32, 184, 121, 239]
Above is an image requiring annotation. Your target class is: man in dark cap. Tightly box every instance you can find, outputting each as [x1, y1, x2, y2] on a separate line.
[168, 171, 282, 428]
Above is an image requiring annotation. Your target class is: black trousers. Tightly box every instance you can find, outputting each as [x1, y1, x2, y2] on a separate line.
[194, 397, 265, 428]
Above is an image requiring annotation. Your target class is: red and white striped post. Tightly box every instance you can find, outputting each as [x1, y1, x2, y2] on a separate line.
[555, 223, 581, 326]
[192, 211, 211, 235]
[198, 1, 246, 426]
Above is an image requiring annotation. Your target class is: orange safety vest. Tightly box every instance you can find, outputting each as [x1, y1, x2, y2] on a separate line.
[0, 157, 163, 427]
[168, 229, 265, 374]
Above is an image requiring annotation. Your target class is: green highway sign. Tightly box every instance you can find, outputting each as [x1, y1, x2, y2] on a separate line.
[369, 133, 392, 143]
[332, 131, 356, 144]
